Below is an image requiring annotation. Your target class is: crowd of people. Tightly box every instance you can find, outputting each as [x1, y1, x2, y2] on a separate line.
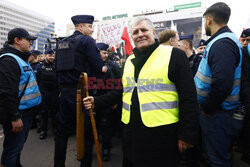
[0, 2, 250, 167]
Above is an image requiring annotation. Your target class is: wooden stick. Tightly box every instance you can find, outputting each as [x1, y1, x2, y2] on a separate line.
[76, 73, 85, 160]
[83, 73, 103, 167]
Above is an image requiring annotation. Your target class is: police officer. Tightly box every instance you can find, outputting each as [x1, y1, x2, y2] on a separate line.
[96, 43, 116, 161]
[28, 50, 43, 130]
[36, 48, 58, 139]
[0, 28, 41, 167]
[29, 50, 42, 71]
[240, 28, 250, 47]
[241, 43, 250, 163]
[54, 15, 104, 167]
[178, 35, 201, 76]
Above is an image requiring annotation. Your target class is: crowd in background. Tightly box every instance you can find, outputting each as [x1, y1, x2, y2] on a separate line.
[1, 2, 250, 167]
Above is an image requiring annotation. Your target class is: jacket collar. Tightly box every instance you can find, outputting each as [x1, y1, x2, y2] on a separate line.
[206, 26, 232, 45]
[0, 42, 30, 62]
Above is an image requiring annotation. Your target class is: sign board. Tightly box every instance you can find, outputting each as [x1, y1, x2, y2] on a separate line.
[174, 2, 201, 11]
[103, 14, 128, 21]
[98, 21, 125, 46]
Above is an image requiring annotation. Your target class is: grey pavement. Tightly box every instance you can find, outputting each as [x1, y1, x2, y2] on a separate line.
[0, 128, 123, 167]
[0, 126, 250, 167]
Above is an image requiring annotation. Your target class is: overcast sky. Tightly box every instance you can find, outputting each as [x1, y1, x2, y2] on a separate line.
[6, 0, 250, 37]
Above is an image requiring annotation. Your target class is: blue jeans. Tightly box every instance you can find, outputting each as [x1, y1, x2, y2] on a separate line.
[200, 110, 243, 167]
[1, 116, 33, 167]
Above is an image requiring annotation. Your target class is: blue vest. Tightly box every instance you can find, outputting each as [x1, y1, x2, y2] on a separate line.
[194, 32, 243, 110]
[0, 53, 41, 110]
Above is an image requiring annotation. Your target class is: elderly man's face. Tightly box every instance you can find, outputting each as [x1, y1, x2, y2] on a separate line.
[131, 20, 156, 51]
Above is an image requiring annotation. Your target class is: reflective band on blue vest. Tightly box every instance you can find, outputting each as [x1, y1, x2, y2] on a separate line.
[225, 94, 240, 102]
[232, 79, 241, 87]
[196, 88, 208, 97]
[141, 101, 178, 112]
[195, 71, 212, 84]
[19, 81, 38, 90]
[20, 92, 41, 102]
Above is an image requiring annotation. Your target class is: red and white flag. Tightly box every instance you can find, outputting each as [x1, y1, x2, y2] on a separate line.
[121, 26, 133, 56]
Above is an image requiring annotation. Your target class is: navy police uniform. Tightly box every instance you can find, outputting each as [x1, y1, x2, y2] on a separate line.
[29, 50, 43, 129]
[179, 34, 203, 76]
[54, 15, 103, 167]
[30, 50, 42, 72]
[36, 48, 58, 139]
[96, 43, 116, 161]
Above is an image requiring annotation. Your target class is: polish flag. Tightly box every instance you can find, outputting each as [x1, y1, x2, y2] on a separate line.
[121, 26, 133, 56]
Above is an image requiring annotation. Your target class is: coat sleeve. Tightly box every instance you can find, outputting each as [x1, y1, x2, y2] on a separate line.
[168, 48, 199, 145]
[0, 56, 21, 121]
[84, 37, 104, 74]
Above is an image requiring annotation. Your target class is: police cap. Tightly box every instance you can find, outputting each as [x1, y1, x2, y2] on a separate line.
[45, 48, 54, 54]
[179, 34, 194, 41]
[198, 39, 206, 47]
[96, 43, 109, 51]
[31, 50, 42, 55]
[71, 15, 94, 25]
[241, 28, 250, 38]
[8, 28, 37, 41]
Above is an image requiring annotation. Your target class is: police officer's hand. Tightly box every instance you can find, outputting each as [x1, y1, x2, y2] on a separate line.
[102, 66, 108, 73]
[83, 96, 95, 110]
[178, 140, 194, 152]
[11, 118, 23, 133]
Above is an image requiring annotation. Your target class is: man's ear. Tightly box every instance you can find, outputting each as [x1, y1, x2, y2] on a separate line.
[207, 16, 213, 26]
[153, 29, 156, 37]
[169, 37, 173, 45]
[14, 37, 20, 44]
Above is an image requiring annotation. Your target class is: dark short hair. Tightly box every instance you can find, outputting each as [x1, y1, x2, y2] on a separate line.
[7, 38, 16, 45]
[203, 2, 231, 24]
[182, 39, 193, 50]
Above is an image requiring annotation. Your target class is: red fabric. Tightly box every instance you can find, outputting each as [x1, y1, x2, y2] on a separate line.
[112, 46, 115, 52]
[121, 26, 133, 55]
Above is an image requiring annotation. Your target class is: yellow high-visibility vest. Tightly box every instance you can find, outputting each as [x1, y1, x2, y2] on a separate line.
[122, 45, 179, 127]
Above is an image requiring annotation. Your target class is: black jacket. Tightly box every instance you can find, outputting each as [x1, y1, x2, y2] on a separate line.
[0, 43, 33, 122]
[94, 42, 199, 164]
[240, 45, 250, 164]
[57, 31, 103, 85]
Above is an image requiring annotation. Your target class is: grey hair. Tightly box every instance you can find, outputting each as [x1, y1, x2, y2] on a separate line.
[129, 16, 154, 33]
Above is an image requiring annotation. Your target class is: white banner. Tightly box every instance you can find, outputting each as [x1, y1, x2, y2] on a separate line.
[98, 21, 125, 46]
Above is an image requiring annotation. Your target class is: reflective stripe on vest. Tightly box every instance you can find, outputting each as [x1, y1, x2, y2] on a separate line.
[194, 32, 242, 110]
[122, 45, 179, 127]
[0, 53, 41, 110]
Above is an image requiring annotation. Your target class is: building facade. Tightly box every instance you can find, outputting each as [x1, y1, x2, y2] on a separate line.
[0, 0, 54, 52]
